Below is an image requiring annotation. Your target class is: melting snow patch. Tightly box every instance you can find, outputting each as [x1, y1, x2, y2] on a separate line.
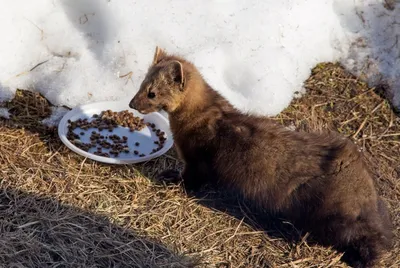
[42, 106, 70, 127]
[0, 108, 10, 119]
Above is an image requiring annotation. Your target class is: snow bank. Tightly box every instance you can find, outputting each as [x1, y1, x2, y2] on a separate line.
[336, 0, 400, 109]
[0, 0, 348, 117]
[0, 0, 399, 119]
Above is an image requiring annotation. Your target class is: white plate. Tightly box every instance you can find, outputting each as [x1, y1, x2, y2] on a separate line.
[58, 100, 174, 164]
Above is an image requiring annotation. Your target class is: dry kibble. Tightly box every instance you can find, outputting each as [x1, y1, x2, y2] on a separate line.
[67, 109, 165, 158]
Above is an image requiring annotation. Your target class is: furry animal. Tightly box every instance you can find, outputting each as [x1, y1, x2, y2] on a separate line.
[129, 47, 393, 267]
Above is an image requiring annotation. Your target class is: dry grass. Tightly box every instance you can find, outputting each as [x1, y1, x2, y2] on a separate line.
[0, 63, 399, 268]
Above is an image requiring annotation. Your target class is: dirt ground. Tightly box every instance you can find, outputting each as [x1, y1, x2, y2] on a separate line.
[0, 63, 399, 267]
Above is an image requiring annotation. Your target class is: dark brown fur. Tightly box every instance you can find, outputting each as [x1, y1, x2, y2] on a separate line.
[129, 47, 394, 267]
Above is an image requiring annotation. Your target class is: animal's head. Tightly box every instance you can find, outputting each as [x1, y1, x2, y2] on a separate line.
[129, 47, 186, 114]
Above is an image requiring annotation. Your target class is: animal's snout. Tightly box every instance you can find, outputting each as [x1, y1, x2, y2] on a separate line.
[129, 96, 148, 114]
[129, 97, 137, 110]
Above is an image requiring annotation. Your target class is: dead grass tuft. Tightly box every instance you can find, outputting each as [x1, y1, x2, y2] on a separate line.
[2, 88, 56, 142]
[0, 62, 399, 267]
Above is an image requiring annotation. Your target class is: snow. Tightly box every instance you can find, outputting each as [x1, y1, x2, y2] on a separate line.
[0, 108, 10, 119]
[41, 106, 70, 127]
[336, 0, 400, 108]
[0, 0, 399, 121]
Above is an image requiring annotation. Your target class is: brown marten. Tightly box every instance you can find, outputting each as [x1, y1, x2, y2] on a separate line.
[129, 47, 393, 267]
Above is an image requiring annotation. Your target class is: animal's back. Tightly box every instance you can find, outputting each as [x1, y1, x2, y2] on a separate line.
[213, 112, 361, 207]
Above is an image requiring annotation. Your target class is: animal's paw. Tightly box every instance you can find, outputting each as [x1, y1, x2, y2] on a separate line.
[156, 169, 182, 184]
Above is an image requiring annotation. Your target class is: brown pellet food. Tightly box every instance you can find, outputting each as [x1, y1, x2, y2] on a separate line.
[66, 109, 166, 158]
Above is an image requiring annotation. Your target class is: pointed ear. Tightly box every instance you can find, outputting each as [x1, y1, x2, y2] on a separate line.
[153, 46, 167, 65]
[166, 60, 185, 90]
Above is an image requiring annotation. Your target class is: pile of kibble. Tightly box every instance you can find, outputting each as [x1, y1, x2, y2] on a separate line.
[66, 110, 166, 158]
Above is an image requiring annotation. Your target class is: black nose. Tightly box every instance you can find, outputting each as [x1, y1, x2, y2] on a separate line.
[129, 99, 135, 109]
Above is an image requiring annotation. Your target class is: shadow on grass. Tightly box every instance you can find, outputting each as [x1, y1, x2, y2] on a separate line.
[189, 186, 305, 243]
[0, 186, 196, 268]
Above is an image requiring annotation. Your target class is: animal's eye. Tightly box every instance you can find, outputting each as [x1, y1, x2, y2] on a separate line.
[147, 92, 156, 99]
